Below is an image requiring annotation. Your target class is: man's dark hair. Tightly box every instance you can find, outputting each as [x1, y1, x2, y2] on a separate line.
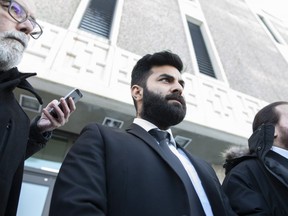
[252, 101, 288, 132]
[131, 50, 183, 88]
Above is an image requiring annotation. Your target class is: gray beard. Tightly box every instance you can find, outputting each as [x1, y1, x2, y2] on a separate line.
[0, 31, 29, 71]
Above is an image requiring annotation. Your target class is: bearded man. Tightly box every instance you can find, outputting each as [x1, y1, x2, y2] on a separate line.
[49, 51, 235, 216]
[0, 0, 75, 215]
[222, 101, 288, 215]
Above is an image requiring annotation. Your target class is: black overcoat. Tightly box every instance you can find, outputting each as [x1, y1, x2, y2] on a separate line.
[0, 68, 48, 216]
[222, 124, 288, 215]
[50, 123, 235, 216]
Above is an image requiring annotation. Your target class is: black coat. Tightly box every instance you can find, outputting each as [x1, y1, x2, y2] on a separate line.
[50, 123, 235, 216]
[0, 68, 49, 216]
[222, 124, 288, 215]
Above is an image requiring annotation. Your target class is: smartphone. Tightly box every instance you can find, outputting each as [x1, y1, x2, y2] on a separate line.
[49, 88, 83, 118]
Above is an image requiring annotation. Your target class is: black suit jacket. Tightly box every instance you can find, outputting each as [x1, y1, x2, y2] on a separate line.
[49, 123, 234, 216]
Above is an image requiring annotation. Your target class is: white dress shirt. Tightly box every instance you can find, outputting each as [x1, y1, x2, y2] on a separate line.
[133, 118, 213, 216]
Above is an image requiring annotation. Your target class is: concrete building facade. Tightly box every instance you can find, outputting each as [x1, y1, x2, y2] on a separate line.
[15, 0, 288, 215]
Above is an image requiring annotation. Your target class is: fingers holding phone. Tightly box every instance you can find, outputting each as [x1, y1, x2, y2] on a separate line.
[37, 100, 65, 132]
[48, 98, 74, 122]
[38, 89, 83, 132]
[60, 97, 76, 118]
[58, 97, 76, 120]
[49, 88, 82, 118]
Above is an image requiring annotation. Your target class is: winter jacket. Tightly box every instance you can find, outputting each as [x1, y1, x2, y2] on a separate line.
[222, 124, 288, 215]
[0, 67, 50, 216]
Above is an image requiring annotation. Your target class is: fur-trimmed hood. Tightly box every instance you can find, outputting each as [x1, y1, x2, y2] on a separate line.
[222, 146, 250, 161]
[222, 146, 253, 174]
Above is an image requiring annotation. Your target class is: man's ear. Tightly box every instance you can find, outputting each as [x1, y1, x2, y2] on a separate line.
[274, 127, 278, 139]
[131, 85, 143, 101]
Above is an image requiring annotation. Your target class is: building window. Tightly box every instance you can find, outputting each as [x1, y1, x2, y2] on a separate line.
[79, 0, 116, 38]
[187, 21, 216, 78]
[258, 15, 282, 44]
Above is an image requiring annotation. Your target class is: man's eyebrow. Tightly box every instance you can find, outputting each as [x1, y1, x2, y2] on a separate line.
[158, 74, 185, 86]
[158, 73, 174, 79]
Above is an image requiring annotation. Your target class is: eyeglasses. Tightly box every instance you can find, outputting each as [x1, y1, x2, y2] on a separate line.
[0, 0, 43, 39]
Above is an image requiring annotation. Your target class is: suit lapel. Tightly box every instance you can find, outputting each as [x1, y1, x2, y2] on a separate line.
[126, 124, 191, 183]
[126, 123, 162, 154]
[127, 124, 228, 214]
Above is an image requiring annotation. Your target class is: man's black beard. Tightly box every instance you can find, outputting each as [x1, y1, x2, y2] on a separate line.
[140, 87, 186, 130]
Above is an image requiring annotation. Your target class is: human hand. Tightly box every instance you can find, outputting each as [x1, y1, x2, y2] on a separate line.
[37, 97, 76, 133]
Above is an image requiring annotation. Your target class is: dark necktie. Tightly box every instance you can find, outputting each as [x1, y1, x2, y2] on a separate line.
[149, 129, 206, 216]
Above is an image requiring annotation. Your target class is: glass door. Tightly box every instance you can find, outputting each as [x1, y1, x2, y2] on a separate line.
[17, 167, 56, 216]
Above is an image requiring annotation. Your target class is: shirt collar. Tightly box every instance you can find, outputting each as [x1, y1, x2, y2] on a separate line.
[133, 118, 176, 146]
[271, 146, 288, 159]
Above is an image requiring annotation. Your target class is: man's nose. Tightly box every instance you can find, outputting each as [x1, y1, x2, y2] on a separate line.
[172, 82, 184, 95]
[16, 20, 33, 35]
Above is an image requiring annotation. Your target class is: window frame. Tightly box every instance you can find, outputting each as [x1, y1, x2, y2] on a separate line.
[187, 20, 216, 78]
[68, 0, 124, 45]
[178, 0, 228, 84]
[246, 0, 288, 63]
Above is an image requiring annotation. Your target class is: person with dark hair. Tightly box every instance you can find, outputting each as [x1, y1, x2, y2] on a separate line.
[0, 0, 76, 215]
[222, 101, 288, 215]
[49, 50, 235, 216]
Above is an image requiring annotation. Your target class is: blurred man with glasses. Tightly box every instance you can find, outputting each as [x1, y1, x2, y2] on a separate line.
[0, 0, 76, 215]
